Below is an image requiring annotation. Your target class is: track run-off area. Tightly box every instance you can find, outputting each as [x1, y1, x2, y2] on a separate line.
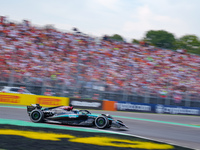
[0, 105, 200, 150]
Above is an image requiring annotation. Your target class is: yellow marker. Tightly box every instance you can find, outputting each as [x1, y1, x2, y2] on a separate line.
[0, 129, 74, 141]
[70, 137, 174, 149]
[0, 129, 174, 149]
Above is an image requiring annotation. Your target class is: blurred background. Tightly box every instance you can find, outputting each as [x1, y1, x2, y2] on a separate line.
[0, 0, 200, 108]
[1, 16, 200, 109]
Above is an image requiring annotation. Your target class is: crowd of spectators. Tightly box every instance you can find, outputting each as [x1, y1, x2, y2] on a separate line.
[0, 16, 200, 100]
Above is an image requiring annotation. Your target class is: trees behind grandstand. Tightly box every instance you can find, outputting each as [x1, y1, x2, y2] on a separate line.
[139, 30, 200, 54]
[144, 30, 176, 49]
[105, 34, 124, 42]
[176, 35, 200, 54]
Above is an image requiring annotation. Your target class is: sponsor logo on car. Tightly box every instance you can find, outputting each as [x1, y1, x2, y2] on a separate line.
[68, 114, 78, 118]
[0, 94, 20, 103]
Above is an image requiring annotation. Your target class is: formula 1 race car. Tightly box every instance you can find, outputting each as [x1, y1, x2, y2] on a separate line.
[27, 104, 128, 129]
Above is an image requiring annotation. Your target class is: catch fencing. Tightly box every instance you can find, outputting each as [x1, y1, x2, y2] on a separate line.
[0, 72, 200, 108]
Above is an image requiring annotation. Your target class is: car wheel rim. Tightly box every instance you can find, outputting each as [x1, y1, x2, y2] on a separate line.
[97, 118, 105, 126]
[32, 112, 40, 120]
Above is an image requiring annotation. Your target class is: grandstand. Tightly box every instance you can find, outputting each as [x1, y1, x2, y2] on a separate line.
[0, 16, 200, 107]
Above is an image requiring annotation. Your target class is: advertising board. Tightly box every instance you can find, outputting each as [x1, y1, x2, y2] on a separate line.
[35, 95, 68, 107]
[116, 101, 153, 113]
[0, 93, 69, 107]
[69, 98, 103, 110]
[116, 101, 200, 116]
[154, 104, 200, 115]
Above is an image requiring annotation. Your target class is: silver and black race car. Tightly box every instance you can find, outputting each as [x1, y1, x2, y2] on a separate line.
[27, 104, 128, 129]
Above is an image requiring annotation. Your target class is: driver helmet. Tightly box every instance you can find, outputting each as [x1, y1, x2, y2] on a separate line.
[69, 104, 73, 111]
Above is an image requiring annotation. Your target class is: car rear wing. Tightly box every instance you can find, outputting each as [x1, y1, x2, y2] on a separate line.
[27, 104, 42, 114]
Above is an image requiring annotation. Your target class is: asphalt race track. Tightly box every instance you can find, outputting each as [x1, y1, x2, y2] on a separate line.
[0, 106, 200, 150]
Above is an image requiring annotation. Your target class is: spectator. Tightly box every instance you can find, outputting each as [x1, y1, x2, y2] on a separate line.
[44, 89, 53, 96]
[0, 17, 200, 99]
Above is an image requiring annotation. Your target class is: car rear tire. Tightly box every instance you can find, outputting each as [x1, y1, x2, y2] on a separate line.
[30, 109, 44, 123]
[95, 116, 109, 129]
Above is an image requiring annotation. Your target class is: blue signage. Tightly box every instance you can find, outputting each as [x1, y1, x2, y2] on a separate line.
[154, 104, 200, 115]
[116, 101, 200, 116]
[116, 101, 154, 113]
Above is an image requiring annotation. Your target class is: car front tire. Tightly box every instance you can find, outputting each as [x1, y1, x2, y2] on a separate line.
[95, 116, 109, 129]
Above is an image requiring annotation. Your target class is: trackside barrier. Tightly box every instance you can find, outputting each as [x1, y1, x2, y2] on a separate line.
[116, 101, 154, 113]
[1, 93, 199, 116]
[69, 98, 200, 116]
[103, 100, 116, 111]
[69, 98, 117, 111]
[116, 101, 200, 116]
[69, 98, 103, 110]
[0, 93, 69, 107]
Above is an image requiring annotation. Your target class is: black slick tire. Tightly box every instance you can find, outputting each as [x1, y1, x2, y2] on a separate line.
[30, 109, 44, 123]
[95, 116, 108, 129]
